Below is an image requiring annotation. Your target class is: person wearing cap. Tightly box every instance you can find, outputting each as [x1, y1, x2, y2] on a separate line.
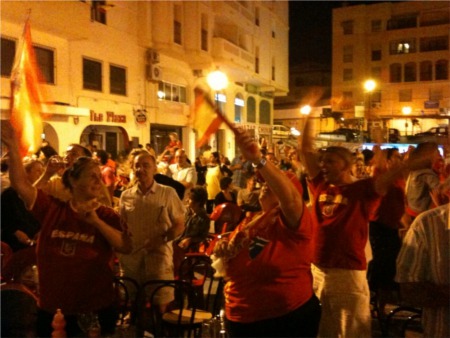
[213, 128, 320, 337]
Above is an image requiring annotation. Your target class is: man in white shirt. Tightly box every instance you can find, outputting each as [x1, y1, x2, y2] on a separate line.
[169, 149, 197, 203]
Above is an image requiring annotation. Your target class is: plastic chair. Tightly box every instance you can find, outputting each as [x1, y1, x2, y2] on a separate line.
[1, 283, 38, 338]
[136, 279, 205, 338]
[210, 202, 242, 234]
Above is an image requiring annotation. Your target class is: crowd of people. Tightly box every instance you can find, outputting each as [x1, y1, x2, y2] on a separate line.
[1, 120, 449, 337]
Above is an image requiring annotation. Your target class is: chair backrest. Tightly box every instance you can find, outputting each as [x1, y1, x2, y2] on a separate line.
[210, 203, 242, 233]
[1, 241, 13, 271]
[1, 283, 38, 338]
[114, 276, 140, 327]
[136, 279, 198, 338]
[178, 254, 224, 317]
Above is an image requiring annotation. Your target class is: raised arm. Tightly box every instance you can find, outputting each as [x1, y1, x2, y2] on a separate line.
[298, 118, 321, 179]
[235, 129, 303, 229]
[1, 122, 36, 209]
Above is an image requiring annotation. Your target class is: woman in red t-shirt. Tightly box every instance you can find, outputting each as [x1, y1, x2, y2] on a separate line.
[213, 129, 320, 337]
[2, 122, 132, 337]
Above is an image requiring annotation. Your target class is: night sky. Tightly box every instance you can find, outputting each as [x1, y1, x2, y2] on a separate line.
[289, 1, 389, 66]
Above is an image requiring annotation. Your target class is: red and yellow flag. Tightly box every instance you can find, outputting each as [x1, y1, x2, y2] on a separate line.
[192, 87, 225, 148]
[10, 17, 45, 157]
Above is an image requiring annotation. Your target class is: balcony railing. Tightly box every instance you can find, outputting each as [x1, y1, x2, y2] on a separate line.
[212, 37, 254, 71]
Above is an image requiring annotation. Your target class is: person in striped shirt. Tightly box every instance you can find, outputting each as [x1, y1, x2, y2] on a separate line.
[395, 177, 450, 337]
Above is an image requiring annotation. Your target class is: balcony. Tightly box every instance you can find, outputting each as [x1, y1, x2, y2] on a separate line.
[212, 37, 254, 71]
[1, 1, 92, 40]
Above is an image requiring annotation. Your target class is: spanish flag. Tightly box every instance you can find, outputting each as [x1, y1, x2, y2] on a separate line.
[10, 17, 45, 157]
[192, 87, 225, 148]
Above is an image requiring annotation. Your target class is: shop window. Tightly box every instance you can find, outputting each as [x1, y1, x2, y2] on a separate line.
[110, 64, 126, 96]
[420, 61, 432, 81]
[435, 59, 448, 80]
[404, 62, 416, 82]
[247, 96, 256, 123]
[83, 58, 102, 91]
[1, 37, 16, 77]
[259, 100, 271, 125]
[34, 46, 55, 84]
[389, 63, 402, 83]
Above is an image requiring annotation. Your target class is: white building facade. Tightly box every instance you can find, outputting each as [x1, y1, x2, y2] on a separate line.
[1, 1, 289, 161]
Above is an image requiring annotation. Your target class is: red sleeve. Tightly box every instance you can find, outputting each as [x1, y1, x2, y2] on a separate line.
[97, 206, 127, 232]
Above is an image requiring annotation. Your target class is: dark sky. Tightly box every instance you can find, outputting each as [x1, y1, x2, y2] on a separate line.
[289, 1, 388, 66]
[289, 1, 342, 66]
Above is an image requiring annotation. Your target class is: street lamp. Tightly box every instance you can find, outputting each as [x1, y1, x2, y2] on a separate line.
[363, 79, 376, 141]
[300, 105, 311, 115]
[402, 106, 411, 136]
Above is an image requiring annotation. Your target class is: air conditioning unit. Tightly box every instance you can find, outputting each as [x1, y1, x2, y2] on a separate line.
[146, 64, 162, 82]
[146, 49, 160, 64]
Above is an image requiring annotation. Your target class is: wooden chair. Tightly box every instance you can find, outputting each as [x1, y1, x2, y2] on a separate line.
[136, 279, 207, 338]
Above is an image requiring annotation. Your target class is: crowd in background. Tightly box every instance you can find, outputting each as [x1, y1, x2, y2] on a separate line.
[1, 123, 449, 337]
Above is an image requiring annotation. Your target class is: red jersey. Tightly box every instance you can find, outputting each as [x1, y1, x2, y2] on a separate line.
[309, 174, 381, 270]
[224, 209, 314, 323]
[31, 190, 124, 314]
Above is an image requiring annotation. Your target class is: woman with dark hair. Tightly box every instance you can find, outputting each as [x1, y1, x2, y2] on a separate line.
[35, 144, 59, 165]
[1, 122, 132, 337]
[214, 176, 237, 206]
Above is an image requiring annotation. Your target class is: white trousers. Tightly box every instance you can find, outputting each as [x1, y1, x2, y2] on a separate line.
[312, 264, 371, 338]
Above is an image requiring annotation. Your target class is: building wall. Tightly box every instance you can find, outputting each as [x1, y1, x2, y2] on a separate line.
[332, 1, 450, 135]
[1, 1, 288, 161]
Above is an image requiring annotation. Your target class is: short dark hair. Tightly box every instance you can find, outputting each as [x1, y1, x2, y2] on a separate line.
[220, 176, 233, 190]
[95, 149, 109, 165]
[69, 143, 92, 157]
[189, 186, 208, 205]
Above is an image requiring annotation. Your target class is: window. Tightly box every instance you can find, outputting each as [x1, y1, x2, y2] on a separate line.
[435, 59, 448, 80]
[371, 90, 382, 103]
[247, 96, 256, 123]
[91, 0, 107, 24]
[390, 63, 402, 83]
[387, 14, 417, 30]
[83, 58, 102, 91]
[389, 38, 416, 54]
[201, 14, 208, 51]
[420, 36, 448, 52]
[341, 20, 354, 35]
[343, 68, 353, 81]
[234, 94, 244, 123]
[109, 65, 126, 96]
[255, 47, 260, 74]
[420, 61, 432, 81]
[255, 7, 260, 26]
[259, 100, 271, 124]
[1, 37, 15, 77]
[271, 57, 275, 81]
[174, 5, 182, 45]
[404, 62, 416, 82]
[399, 89, 412, 102]
[34, 46, 55, 84]
[371, 20, 382, 32]
[157, 81, 187, 103]
[420, 10, 450, 27]
[429, 88, 443, 101]
[371, 49, 381, 61]
[343, 45, 353, 63]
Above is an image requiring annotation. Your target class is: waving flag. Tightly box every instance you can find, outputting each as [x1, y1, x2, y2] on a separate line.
[10, 17, 45, 157]
[192, 87, 225, 148]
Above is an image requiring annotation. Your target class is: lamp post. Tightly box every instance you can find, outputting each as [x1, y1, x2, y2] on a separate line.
[206, 69, 228, 151]
[402, 106, 411, 136]
[299, 105, 311, 138]
[364, 79, 376, 141]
